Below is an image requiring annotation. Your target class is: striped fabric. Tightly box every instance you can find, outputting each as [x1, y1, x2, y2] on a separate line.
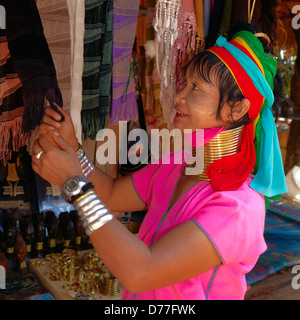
[81, 0, 113, 140]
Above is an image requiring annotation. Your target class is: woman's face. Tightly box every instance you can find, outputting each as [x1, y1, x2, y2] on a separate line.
[173, 64, 232, 132]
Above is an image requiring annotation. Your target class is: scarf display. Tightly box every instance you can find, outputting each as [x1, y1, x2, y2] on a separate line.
[111, 0, 140, 125]
[0, 36, 30, 161]
[81, 0, 113, 140]
[67, 0, 85, 143]
[3, 0, 64, 133]
[207, 31, 287, 199]
[154, 0, 182, 125]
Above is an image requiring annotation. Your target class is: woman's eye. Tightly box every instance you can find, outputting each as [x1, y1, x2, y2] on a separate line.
[193, 83, 200, 90]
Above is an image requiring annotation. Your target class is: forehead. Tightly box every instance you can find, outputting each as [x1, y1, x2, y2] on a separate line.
[184, 58, 219, 85]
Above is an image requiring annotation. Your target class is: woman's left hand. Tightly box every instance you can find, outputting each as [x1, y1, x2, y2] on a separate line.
[32, 131, 82, 187]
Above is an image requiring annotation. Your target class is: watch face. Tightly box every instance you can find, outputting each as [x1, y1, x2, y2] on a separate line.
[65, 177, 79, 193]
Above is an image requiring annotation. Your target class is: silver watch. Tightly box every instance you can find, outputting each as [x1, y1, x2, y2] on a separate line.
[61, 175, 94, 204]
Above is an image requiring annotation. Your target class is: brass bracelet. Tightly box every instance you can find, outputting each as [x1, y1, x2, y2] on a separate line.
[76, 143, 84, 156]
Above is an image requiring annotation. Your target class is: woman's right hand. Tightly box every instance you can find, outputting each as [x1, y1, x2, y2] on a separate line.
[40, 103, 79, 152]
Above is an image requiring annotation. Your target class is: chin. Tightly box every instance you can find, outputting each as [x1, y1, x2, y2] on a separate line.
[173, 119, 186, 132]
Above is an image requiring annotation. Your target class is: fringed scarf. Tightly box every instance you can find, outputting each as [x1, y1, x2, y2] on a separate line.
[154, 0, 182, 125]
[3, 0, 64, 133]
[174, 0, 197, 92]
[81, 0, 113, 140]
[0, 36, 30, 161]
[111, 0, 140, 125]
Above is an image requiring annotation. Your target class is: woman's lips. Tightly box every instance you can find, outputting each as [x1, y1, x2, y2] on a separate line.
[175, 108, 188, 118]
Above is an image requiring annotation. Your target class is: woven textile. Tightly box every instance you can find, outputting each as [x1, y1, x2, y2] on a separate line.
[81, 0, 113, 140]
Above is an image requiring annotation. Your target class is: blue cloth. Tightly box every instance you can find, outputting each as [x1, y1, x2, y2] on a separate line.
[246, 200, 300, 285]
[215, 36, 288, 198]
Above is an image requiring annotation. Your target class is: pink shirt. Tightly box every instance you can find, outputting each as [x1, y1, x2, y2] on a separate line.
[122, 154, 267, 300]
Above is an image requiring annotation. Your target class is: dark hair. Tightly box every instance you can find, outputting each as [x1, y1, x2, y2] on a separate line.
[183, 23, 284, 128]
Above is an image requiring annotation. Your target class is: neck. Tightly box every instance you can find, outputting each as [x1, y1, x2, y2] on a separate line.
[184, 125, 244, 181]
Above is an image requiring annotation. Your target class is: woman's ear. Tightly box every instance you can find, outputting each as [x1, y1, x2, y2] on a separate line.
[230, 99, 250, 122]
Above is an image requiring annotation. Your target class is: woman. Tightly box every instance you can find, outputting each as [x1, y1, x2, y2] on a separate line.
[31, 26, 287, 300]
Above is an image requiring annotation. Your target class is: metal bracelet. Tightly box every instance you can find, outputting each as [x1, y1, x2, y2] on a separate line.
[74, 190, 114, 236]
[76, 145, 95, 178]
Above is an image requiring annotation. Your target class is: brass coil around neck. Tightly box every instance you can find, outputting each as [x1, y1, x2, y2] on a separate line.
[184, 125, 244, 181]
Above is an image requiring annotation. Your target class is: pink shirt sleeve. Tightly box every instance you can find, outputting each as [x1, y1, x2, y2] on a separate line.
[131, 163, 161, 205]
[191, 188, 267, 265]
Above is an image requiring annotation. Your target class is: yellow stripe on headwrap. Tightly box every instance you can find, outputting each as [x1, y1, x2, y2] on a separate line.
[233, 36, 265, 76]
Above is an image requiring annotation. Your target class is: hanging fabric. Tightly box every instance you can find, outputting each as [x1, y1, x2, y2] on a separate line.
[205, 0, 225, 49]
[203, 0, 211, 38]
[36, 0, 71, 113]
[194, 0, 205, 54]
[81, 0, 113, 140]
[3, 0, 64, 133]
[174, 0, 196, 92]
[111, 0, 140, 125]
[154, 0, 182, 125]
[0, 36, 30, 161]
[67, 0, 85, 144]
[218, 0, 233, 38]
[144, 0, 162, 117]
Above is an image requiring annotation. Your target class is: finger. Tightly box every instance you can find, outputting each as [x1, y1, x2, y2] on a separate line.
[39, 123, 56, 135]
[44, 106, 62, 122]
[41, 114, 61, 129]
[31, 159, 41, 174]
[52, 131, 74, 152]
[52, 102, 67, 117]
[38, 133, 58, 153]
[32, 140, 43, 156]
[31, 161, 40, 175]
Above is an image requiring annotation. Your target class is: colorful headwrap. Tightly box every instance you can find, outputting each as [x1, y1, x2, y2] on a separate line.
[206, 30, 287, 199]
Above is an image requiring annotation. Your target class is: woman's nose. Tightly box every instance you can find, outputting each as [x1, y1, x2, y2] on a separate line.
[174, 88, 187, 105]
